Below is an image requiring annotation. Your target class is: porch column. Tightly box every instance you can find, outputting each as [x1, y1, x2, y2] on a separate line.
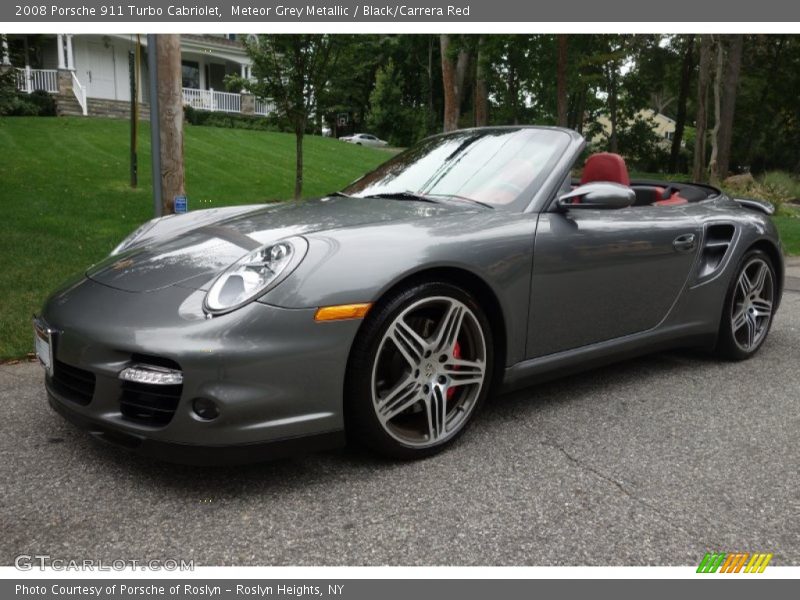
[240, 63, 249, 92]
[1, 35, 10, 66]
[198, 57, 206, 90]
[56, 33, 72, 97]
[240, 92, 255, 115]
[57, 69, 73, 97]
[65, 34, 75, 70]
[56, 34, 66, 69]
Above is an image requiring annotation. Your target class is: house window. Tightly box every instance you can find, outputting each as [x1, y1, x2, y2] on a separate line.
[181, 60, 200, 89]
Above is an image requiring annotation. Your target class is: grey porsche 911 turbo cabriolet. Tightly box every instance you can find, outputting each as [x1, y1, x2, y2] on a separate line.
[35, 126, 784, 464]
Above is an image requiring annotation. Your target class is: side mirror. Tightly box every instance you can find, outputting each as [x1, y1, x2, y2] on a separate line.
[557, 182, 635, 210]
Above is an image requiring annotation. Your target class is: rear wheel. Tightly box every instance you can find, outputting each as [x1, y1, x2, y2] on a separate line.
[715, 249, 776, 360]
[346, 282, 493, 459]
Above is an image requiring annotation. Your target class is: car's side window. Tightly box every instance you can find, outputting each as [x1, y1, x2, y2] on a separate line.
[559, 173, 573, 195]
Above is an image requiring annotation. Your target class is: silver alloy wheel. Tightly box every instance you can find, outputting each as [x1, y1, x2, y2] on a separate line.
[370, 296, 487, 448]
[731, 257, 774, 352]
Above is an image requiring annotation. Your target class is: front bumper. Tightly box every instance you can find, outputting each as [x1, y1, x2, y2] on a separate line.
[39, 277, 361, 464]
[48, 392, 344, 465]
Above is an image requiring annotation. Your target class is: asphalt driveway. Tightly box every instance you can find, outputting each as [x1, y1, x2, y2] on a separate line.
[1, 271, 798, 566]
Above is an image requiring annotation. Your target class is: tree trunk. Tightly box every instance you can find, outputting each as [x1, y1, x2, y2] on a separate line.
[608, 68, 619, 153]
[708, 38, 724, 185]
[440, 35, 459, 132]
[156, 34, 185, 214]
[716, 34, 744, 179]
[455, 46, 470, 122]
[570, 87, 586, 134]
[556, 35, 568, 127]
[474, 36, 488, 126]
[294, 126, 304, 199]
[693, 35, 713, 182]
[428, 35, 435, 131]
[669, 35, 694, 173]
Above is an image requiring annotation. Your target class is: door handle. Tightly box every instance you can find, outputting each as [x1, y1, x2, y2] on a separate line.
[673, 233, 696, 253]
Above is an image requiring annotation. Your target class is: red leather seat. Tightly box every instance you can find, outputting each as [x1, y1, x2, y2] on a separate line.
[580, 152, 631, 186]
[581, 152, 689, 207]
[653, 193, 688, 207]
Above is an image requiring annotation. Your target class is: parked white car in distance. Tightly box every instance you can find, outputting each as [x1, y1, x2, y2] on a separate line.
[339, 133, 389, 147]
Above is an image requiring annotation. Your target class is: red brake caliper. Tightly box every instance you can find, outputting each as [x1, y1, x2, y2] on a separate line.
[447, 341, 461, 400]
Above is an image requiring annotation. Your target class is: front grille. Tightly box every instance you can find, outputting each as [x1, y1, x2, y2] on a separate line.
[119, 381, 182, 426]
[51, 360, 96, 406]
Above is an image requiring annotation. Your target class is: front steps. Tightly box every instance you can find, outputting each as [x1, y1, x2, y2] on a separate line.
[55, 95, 151, 120]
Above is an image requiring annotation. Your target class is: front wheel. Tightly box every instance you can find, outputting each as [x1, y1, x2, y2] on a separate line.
[715, 249, 777, 360]
[345, 282, 494, 459]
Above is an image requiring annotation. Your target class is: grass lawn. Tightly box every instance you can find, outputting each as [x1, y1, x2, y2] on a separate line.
[0, 116, 390, 360]
[773, 213, 800, 255]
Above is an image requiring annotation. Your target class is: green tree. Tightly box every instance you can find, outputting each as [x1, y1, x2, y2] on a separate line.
[315, 35, 385, 136]
[234, 35, 338, 199]
[366, 60, 403, 145]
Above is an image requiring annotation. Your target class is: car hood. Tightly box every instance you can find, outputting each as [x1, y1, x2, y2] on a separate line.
[86, 196, 455, 292]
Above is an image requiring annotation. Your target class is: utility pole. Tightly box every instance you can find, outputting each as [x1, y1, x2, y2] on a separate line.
[129, 38, 140, 188]
[156, 34, 185, 214]
[148, 34, 185, 215]
[147, 34, 162, 217]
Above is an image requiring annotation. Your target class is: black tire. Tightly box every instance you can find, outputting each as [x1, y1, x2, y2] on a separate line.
[345, 281, 494, 459]
[715, 249, 777, 360]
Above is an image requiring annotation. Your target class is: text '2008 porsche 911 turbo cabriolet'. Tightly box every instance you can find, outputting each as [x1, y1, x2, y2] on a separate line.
[36, 126, 784, 464]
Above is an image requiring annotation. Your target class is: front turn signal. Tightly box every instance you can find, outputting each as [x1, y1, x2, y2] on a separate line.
[314, 303, 372, 322]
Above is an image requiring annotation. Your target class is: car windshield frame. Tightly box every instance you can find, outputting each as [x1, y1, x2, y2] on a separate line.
[342, 127, 575, 212]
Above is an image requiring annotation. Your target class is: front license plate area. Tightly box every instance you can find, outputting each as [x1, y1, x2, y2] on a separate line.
[33, 319, 54, 376]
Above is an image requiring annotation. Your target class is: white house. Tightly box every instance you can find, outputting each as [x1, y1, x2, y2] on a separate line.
[1, 34, 274, 118]
[592, 108, 679, 149]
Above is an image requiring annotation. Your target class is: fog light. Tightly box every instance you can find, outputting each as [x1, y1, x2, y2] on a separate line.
[193, 398, 219, 420]
[119, 364, 183, 385]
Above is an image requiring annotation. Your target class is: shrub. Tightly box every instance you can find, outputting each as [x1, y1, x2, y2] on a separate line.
[721, 170, 798, 215]
[183, 104, 284, 132]
[762, 171, 800, 201]
[0, 68, 18, 114]
[2, 96, 39, 116]
[1, 69, 59, 116]
[26, 89, 56, 116]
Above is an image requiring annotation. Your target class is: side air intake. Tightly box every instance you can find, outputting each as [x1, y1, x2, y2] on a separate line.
[697, 223, 736, 279]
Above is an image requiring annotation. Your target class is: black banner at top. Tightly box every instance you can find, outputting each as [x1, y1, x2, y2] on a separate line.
[4, 0, 800, 23]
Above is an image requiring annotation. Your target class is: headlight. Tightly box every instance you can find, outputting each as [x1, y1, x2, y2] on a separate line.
[110, 216, 169, 256]
[204, 237, 308, 315]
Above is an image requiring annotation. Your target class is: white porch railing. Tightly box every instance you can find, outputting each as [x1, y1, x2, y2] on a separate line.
[15, 67, 59, 94]
[70, 71, 88, 116]
[182, 88, 241, 113]
[254, 98, 277, 116]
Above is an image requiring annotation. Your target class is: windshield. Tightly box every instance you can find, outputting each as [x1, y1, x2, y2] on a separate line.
[343, 128, 572, 209]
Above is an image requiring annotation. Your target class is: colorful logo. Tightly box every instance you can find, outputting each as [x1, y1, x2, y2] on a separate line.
[697, 552, 773, 573]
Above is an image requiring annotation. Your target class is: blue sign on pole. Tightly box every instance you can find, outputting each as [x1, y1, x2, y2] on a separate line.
[174, 195, 188, 213]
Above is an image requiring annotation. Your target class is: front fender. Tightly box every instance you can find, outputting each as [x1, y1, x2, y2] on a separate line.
[259, 211, 539, 366]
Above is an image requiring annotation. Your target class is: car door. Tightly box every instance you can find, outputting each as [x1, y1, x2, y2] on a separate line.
[526, 203, 700, 358]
